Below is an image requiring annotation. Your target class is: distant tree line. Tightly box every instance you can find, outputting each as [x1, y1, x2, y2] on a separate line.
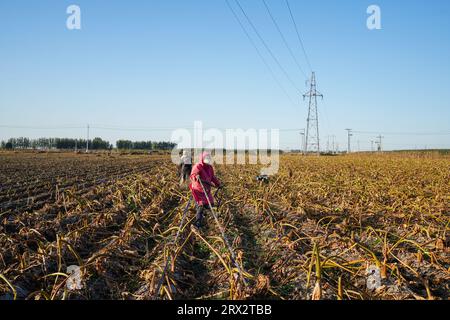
[0, 137, 112, 150]
[0, 137, 176, 151]
[116, 140, 176, 150]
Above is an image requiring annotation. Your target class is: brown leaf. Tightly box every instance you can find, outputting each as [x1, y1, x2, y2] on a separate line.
[436, 238, 445, 251]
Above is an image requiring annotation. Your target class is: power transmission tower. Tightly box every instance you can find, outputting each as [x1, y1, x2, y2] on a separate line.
[377, 135, 384, 152]
[303, 72, 323, 154]
[370, 140, 374, 152]
[86, 124, 90, 153]
[345, 129, 352, 153]
[299, 129, 305, 154]
[331, 135, 336, 154]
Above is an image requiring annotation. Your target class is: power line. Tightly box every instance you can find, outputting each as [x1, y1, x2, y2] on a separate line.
[352, 130, 450, 136]
[3, 124, 449, 136]
[262, 0, 308, 80]
[95, 126, 308, 132]
[234, 0, 302, 93]
[381, 142, 448, 147]
[0, 124, 185, 132]
[91, 126, 185, 132]
[224, 0, 298, 107]
[0, 124, 309, 132]
[285, 0, 313, 72]
[0, 125, 85, 129]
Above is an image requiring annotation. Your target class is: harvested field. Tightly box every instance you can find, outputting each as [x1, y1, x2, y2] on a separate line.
[0, 151, 449, 300]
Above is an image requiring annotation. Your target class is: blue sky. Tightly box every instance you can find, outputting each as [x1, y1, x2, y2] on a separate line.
[0, 0, 449, 150]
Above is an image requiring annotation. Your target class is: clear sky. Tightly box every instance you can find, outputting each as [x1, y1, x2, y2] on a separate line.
[1, 0, 449, 150]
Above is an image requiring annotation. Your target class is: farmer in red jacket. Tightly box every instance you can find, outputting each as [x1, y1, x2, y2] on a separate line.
[189, 151, 222, 228]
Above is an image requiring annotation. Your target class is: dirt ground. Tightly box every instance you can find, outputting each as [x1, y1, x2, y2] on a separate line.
[0, 151, 449, 300]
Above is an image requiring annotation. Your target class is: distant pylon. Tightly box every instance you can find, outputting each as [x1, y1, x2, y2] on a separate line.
[303, 72, 323, 154]
[377, 135, 384, 152]
[345, 129, 352, 153]
[331, 135, 336, 153]
[299, 129, 305, 154]
[86, 124, 90, 153]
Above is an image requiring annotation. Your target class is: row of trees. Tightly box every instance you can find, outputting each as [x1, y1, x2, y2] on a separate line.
[0, 137, 176, 151]
[116, 140, 176, 150]
[0, 137, 112, 150]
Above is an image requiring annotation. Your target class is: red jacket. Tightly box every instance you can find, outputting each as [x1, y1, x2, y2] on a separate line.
[189, 152, 220, 206]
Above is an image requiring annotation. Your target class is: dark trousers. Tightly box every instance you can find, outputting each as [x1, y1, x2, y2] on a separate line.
[195, 204, 208, 227]
[179, 164, 192, 182]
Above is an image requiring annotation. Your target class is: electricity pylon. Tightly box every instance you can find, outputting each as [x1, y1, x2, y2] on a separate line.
[86, 124, 90, 153]
[377, 135, 384, 152]
[299, 129, 305, 154]
[345, 129, 352, 153]
[303, 72, 323, 154]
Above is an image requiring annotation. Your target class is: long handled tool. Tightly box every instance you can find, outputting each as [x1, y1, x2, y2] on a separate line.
[155, 196, 192, 297]
[197, 178, 247, 286]
[199, 177, 223, 207]
[213, 186, 223, 208]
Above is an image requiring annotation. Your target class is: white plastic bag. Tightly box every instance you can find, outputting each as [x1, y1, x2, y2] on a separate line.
[66, 265, 83, 291]
[366, 265, 381, 290]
